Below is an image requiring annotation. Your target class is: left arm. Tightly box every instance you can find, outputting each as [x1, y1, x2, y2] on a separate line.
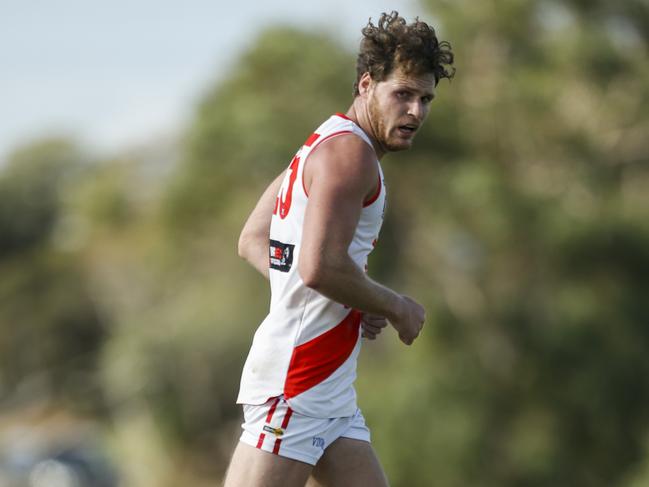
[237, 170, 286, 279]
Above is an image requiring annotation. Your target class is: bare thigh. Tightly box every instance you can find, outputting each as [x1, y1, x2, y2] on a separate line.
[223, 441, 313, 487]
[306, 438, 389, 487]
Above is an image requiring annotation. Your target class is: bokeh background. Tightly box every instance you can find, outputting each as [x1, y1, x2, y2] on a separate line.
[1, 1, 648, 486]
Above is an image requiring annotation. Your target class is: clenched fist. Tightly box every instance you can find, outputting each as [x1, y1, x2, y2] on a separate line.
[390, 295, 425, 345]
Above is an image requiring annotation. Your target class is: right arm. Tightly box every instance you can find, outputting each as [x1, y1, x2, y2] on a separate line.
[298, 135, 425, 345]
[238, 170, 286, 279]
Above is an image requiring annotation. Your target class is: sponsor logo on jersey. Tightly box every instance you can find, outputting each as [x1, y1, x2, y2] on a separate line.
[269, 239, 294, 272]
[263, 425, 284, 437]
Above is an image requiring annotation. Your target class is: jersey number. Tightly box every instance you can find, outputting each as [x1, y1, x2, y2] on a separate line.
[274, 154, 300, 219]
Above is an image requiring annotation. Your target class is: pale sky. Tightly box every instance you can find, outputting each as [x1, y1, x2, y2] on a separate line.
[0, 0, 424, 162]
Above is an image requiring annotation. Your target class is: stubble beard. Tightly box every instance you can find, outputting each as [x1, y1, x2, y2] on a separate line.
[368, 96, 410, 153]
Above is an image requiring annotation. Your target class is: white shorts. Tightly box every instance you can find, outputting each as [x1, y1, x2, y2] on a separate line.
[239, 396, 371, 465]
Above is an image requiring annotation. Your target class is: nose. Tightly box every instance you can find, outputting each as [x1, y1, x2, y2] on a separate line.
[407, 100, 425, 121]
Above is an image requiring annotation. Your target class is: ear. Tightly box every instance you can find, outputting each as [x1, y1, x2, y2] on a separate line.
[358, 72, 373, 97]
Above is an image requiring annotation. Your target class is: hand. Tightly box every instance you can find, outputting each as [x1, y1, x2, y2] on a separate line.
[361, 313, 388, 340]
[390, 295, 425, 345]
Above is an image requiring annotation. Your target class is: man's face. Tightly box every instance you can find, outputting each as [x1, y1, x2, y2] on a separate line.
[366, 68, 436, 153]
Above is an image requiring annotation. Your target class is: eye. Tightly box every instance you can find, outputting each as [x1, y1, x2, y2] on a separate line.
[395, 90, 410, 99]
[422, 96, 433, 104]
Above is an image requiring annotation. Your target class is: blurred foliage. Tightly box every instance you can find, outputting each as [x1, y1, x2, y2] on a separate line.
[0, 139, 107, 413]
[162, 27, 353, 234]
[0, 139, 84, 255]
[357, 1, 649, 485]
[1, 2, 649, 486]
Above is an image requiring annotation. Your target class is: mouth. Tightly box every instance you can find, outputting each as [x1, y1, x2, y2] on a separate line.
[397, 124, 418, 138]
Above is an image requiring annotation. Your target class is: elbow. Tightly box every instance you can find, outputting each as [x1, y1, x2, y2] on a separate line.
[299, 259, 326, 290]
[237, 232, 251, 260]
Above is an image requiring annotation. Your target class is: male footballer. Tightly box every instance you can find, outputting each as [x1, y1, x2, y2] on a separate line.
[225, 11, 454, 487]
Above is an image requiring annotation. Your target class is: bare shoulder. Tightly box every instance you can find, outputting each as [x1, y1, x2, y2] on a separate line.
[304, 133, 378, 198]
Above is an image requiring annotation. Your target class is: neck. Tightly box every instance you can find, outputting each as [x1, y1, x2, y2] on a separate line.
[344, 99, 386, 160]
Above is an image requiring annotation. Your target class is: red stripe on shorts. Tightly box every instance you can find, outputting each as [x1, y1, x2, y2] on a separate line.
[256, 433, 266, 449]
[256, 397, 281, 449]
[272, 438, 282, 455]
[281, 407, 294, 429]
[266, 397, 280, 423]
[272, 407, 294, 455]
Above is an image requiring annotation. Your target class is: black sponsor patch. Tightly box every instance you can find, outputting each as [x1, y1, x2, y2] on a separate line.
[269, 239, 295, 272]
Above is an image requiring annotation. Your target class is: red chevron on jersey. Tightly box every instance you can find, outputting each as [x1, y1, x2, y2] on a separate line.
[284, 310, 362, 399]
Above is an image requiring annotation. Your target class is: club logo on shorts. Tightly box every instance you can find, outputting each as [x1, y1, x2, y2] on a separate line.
[263, 425, 284, 437]
[269, 239, 294, 272]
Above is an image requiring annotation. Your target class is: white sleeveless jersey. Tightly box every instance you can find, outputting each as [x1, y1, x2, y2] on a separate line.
[236, 113, 387, 418]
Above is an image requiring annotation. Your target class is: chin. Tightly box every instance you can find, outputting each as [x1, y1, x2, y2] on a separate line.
[385, 139, 413, 152]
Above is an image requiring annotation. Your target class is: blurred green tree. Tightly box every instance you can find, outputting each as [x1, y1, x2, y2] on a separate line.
[162, 26, 354, 234]
[5, 5, 648, 486]
[351, 1, 649, 486]
[0, 139, 107, 412]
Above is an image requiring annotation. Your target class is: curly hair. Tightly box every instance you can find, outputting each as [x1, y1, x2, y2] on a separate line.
[353, 11, 455, 96]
